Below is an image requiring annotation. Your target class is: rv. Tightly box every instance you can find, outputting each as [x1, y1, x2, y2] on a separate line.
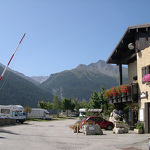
[27, 108, 51, 119]
[79, 108, 86, 117]
[60, 109, 78, 117]
[0, 105, 26, 123]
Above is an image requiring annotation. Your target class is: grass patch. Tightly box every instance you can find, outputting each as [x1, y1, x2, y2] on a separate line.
[26, 115, 78, 122]
[26, 118, 50, 121]
[50, 115, 78, 120]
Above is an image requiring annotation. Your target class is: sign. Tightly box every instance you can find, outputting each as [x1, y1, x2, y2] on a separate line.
[140, 92, 148, 99]
[89, 126, 95, 130]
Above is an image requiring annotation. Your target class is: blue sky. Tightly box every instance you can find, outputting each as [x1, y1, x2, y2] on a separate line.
[0, 0, 149, 76]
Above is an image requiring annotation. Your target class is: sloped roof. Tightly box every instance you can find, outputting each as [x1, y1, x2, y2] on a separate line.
[106, 23, 150, 65]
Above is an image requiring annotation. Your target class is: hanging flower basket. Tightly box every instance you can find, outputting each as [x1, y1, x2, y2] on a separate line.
[142, 74, 150, 83]
[111, 87, 117, 97]
[120, 84, 129, 94]
[104, 89, 113, 98]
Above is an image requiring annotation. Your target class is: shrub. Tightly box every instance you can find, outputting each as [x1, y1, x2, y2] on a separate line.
[72, 124, 80, 130]
[104, 89, 113, 98]
[135, 121, 144, 130]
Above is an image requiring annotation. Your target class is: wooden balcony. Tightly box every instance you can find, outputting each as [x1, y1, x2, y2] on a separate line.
[108, 83, 138, 104]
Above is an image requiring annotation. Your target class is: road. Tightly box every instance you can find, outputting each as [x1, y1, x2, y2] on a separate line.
[0, 118, 150, 150]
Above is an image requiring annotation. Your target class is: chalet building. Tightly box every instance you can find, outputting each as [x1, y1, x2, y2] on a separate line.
[106, 23, 150, 133]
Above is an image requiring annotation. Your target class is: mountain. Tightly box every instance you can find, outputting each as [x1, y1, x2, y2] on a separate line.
[40, 60, 128, 101]
[0, 63, 39, 85]
[79, 60, 128, 78]
[0, 66, 53, 107]
[30, 76, 49, 84]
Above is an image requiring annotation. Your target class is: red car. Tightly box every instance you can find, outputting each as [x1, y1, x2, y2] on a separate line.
[80, 116, 114, 130]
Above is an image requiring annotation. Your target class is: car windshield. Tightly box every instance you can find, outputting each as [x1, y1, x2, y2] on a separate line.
[81, 117, 86, 121]
[16, 112, 23, 116]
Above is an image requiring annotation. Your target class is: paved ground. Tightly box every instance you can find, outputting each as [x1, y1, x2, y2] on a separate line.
[0, 118, 150, 150]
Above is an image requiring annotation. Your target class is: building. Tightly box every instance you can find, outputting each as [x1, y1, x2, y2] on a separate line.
[106, 23, 150, 133]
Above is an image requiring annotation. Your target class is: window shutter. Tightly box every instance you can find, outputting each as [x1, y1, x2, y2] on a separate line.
[142, 67, 146, 84]
[146, 65, 150, 74]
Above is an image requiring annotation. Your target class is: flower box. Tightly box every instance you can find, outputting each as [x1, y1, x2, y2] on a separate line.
[134, 129, 143, 134]
[134, 121, 144, 134]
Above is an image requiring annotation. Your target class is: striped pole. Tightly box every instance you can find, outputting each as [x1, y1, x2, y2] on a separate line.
[0, 33, 26, 81]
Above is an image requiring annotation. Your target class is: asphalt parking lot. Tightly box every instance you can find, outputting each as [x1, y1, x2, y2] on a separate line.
[0, 118, 150, 150]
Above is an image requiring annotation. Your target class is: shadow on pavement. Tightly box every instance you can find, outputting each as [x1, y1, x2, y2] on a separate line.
[0, 129, 19, 135]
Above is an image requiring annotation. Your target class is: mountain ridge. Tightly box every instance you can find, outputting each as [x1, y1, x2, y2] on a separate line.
[76, 60, 128, 78]
[0, 65, 53, 107]
[40, 60, 128, 101]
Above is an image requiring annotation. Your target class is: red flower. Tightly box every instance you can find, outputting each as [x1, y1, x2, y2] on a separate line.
[111, 87, 117, 96]
[120, 84, 129, 94]
[104, 89, 113, 98]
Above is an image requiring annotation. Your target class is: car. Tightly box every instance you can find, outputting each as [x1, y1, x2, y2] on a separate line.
[80, 116, 114, 130]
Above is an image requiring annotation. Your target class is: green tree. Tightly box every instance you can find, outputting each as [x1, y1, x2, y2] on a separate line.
[80, 100, 89, 108]
[89, 90, 101, 108]
[73, 98, 80, 113]
[52, 94, 62, 117]
[62, 98, 75, 116]
[88, 87, 112, 117]
[24, 106, 32, 118]
[98, 87, 108, 110]
[46, 102, 52, 110]
[37, 101, 52, 110]
[101, 87, 115, 116]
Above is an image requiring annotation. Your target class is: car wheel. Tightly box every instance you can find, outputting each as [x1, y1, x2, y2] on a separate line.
[107, 125, 113, 130]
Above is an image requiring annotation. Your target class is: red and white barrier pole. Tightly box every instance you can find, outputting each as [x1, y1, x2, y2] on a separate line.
[0, 33, 26, 81]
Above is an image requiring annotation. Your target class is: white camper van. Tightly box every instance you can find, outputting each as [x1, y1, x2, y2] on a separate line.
[79, 108, 86, 117]
[0, 105, 26, 123]
[27, 108, 51, 120]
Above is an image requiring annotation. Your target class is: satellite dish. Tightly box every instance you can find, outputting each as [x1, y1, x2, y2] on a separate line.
[128, 43, 134, 50]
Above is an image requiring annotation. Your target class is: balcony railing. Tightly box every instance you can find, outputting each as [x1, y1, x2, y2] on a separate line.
[108, 83, 138, 104]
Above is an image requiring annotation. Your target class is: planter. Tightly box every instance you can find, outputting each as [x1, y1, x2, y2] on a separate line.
[115, 123, 126, 128]
[134, 129, 143, 134]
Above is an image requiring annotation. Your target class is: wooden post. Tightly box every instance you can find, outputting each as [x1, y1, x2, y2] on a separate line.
[119, 63, 123, 85]
[77, 124, 78, 135]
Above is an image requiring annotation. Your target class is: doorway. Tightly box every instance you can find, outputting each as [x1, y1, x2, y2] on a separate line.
[145, 102, 150, 133]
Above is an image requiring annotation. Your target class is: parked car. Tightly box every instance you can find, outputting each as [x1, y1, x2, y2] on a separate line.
[80, 116, 114, 130]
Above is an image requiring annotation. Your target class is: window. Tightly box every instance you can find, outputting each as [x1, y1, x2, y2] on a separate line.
[142, 65, 150, 83]
[1, 109, 10, 114]
[90, 117, 95, 121]
[96, 117, 103, 122]
[146, 65, 150, 74]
